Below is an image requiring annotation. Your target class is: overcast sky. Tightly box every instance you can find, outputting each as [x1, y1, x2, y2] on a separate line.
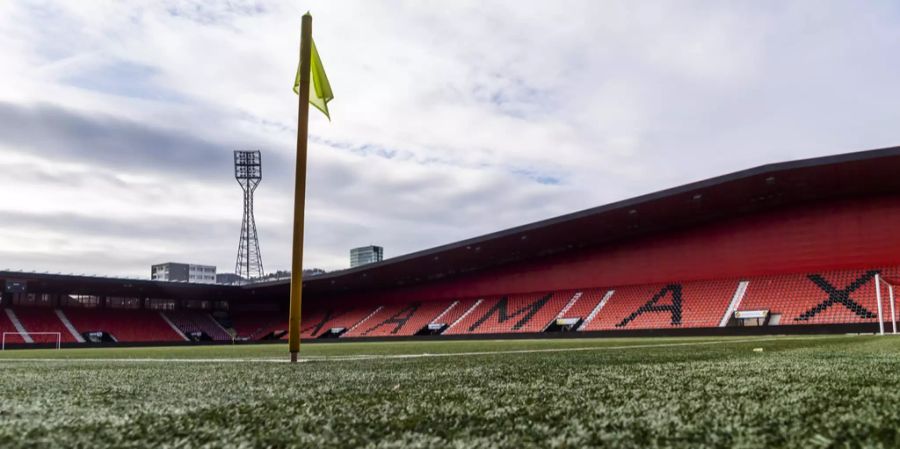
[1, 1, 899, 278]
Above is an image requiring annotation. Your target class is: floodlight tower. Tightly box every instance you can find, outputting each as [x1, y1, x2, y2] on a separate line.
[234, 150, 264, 280]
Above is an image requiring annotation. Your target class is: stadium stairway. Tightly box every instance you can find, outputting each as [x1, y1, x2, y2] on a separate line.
[553, 288, 609, 330]
[552, 290, 583, 321]
[432, 299, 479, 331]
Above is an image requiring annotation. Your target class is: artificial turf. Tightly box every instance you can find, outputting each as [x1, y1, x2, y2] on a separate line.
[0, 335, 899, 448]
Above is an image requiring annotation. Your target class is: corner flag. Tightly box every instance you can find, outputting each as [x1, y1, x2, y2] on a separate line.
[293, 37, 333, 120]
[289, 12, 327, 363]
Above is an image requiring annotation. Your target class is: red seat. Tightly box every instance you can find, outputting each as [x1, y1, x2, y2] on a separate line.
[231, 311, 284, 340]
[558, 289, 607, 321]
[739, 267, 900, 325]
[299, 304, 381, 338]
[443, 292, 568, 335]
[164, 310, 229, 341]
[12, 307, 78, 342]
[344, 300, 453, 337]
[582, 280, 737, 330]
[0, 309, 26, 344]
[429, 299, 479, 329]
[64, 309, 182, 342]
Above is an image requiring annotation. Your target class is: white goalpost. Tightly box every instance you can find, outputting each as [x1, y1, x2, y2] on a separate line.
[1, 332, 62, 350]
[874, 274, 898, 336]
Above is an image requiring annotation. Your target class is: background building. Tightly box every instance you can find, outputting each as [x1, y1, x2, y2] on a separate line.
[216, 273, 243, 285]
[350, 246, 384, 268]
[151, 263, 216, 283]
[303, 268, 327, 277]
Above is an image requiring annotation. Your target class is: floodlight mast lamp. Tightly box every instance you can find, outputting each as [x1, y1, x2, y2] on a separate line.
[234, 150, 265, 281]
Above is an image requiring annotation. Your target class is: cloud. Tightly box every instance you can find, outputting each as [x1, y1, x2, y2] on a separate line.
[0, 209, 231, 242]
[0, 101, 292, 182]
[1, 0, 899, 277]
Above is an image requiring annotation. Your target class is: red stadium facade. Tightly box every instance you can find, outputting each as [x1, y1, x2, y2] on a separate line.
[2, 146, 900, 346]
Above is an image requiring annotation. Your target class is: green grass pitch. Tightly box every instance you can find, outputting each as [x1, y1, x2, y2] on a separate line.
[1, 335, 899, 448]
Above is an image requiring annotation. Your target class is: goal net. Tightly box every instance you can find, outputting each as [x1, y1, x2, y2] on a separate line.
[1, 332, 62, 350]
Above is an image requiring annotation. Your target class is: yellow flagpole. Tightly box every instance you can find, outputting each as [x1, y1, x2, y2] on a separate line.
[288, 12, 312, 363]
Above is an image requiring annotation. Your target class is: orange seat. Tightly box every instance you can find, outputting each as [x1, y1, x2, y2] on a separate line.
[582, 280, 738, 331]
[739, 268, 900, 325]
[443, 292, 568, 335]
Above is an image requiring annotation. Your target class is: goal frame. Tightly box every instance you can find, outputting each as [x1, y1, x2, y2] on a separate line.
[875, 273, 898, 336]
[1, 332, 62, 350]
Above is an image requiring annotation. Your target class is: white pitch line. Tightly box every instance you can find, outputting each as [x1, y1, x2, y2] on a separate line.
[0, 358, 295, 363]
[0, 335, 848, 364]
[300, 335, 847, 362]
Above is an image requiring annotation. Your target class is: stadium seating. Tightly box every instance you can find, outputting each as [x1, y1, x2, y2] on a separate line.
[443, 292, 570, 335]
[738, 267, 900, 325]
[431, 299, 479, 329]
[300, 304, 381, 338]
[581, 280, 738, 331]
[0, 309, 26, 344]
[164, 310, 231, 341]
[555, 288, 608, 328]
[11, 307, 79, 343]
[6, 266, 899, 346]
[309, 267, 900, 337]
[64, 309, 183, 342]
[343, 300, 452, 337]
[230, 311, 285, 340]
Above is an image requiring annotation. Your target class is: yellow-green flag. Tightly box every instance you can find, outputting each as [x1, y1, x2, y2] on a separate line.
[293, 38, 333, 120]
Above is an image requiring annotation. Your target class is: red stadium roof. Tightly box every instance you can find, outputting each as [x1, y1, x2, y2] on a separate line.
[287, 145, 900, 295]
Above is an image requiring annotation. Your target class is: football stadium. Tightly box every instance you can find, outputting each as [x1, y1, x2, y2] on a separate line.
[4, 2, 900, 448]
[4, 146, 900, 345]
[3, 147, 900, 447]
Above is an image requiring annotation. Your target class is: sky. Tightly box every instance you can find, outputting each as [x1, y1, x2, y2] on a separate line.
[1, 1, 899, 278]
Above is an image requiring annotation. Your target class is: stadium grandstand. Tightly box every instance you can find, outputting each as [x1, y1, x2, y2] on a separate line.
[3, 145, 900, 346]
